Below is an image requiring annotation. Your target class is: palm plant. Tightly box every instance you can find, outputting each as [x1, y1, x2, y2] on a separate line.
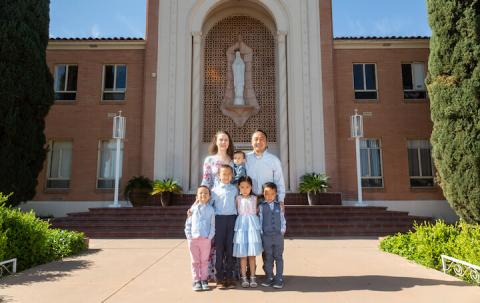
[298, 173, 329, 194]
[151, 178, 183, 195]
[151, 178, 183, 207]
[298, 173, 329, 206]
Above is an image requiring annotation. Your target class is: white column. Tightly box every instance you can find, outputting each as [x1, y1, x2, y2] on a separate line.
[277, 31, 289, 190]
[112, 137, 121, 207]
[355, 137, 364, 206]
[190, 31, 202, 189]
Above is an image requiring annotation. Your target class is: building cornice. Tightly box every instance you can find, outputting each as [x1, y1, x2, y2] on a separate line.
[334, 38, 429, 50]
[47, 39, 146, 50]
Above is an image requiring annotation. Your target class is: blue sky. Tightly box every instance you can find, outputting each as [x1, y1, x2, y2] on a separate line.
[49, 0, 431, 38]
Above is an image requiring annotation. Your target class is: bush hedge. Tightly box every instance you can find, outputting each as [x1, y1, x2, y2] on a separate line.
[380, 220, 480, 283]
[0, 193, 87, 272]
[426, 0, 480, 223]
[0, 0, 55, 207]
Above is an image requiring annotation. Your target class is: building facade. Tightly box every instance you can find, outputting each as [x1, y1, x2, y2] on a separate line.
[25, 0, 457, 221]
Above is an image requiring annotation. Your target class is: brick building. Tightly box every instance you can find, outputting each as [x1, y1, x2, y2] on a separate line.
[24, 0, 456, 221]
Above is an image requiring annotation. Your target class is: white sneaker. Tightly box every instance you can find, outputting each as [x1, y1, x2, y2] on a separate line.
[261, 278, 274, 287]
[192, 281, 202, 291]
[241, 276, 250, 288]
[249, 276, 258, 288]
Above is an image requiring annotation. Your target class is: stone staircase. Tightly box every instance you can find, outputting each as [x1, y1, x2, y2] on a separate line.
[51, 194, 432, 238]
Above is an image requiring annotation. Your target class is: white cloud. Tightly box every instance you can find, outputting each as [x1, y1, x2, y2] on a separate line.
[49, 28, 75, 38]
[90, 24, 101, 38]
[372, 18, 405, 36]
[115, 13, 143, 38]
[346, 19, 368, 36]
[343, 17, 425, 37]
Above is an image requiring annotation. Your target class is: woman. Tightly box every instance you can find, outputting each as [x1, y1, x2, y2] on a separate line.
[200, 130, 235, 282]
[201, 130, 234, 189]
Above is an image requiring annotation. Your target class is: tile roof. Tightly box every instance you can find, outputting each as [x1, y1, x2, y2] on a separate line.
[50, 36, 429, 42]
[334, 36, 430, 40]
[49, 37, 144, 41]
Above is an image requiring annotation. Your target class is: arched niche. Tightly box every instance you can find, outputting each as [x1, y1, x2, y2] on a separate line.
[189, 0, 289, 34]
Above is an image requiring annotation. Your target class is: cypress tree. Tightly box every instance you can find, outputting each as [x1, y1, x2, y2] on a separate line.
[0, 1, 54, 206]
[426, 0, 480, 223]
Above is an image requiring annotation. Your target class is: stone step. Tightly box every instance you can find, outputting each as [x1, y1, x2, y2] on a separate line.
[53, 215, 424, 223]
[61, 210, 411, 219]
[52, 219, 422, 229]
[53, 215, 427, 225]
[54, 228, 413, 239]
[54, 225, 412, 238]
[52, 204, 431, 238]
[73, 230, 185, 239]
[131, 193, 341, 206]
[55, 214, 418, 226]
[69, 205, 389, 215]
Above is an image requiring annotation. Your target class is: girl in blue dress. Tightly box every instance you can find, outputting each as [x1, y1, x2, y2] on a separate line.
[233, 176, 263, 288]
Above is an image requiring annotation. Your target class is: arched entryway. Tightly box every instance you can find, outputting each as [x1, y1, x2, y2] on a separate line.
[189, 0, 290, 190]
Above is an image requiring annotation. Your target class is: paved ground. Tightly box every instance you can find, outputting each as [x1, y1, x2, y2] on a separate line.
[1, 238, 479, 303]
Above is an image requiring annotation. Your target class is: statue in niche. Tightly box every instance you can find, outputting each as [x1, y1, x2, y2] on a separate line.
[232, 51, 245, 105]
[221, 36, 259, 127]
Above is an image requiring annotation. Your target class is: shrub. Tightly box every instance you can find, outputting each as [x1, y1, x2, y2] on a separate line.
[0, 1, 54, 206]
[1, 206, 51, 270]
[426, 0, 480, 223]
[0, 193, 8, 261]
[45, 228, 86, 260]
[123, 176, 153, 200]
[0, 231, 6, 262]
[0, 198, 87, 271]
[380, 220, 480, 283]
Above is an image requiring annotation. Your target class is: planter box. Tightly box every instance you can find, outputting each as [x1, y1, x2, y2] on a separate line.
[129, 189, 156, 207]
[149, 193, 180, 207]
[306, 192, 342, 205]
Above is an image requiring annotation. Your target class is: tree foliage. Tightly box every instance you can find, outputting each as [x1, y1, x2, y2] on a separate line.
[0, 0, 54, 206]
[426, 0, 480, 223]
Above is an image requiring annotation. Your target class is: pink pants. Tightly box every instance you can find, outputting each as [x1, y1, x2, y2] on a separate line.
[188, 238, 212, 281]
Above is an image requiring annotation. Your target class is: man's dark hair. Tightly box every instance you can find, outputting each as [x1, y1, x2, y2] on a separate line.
[253, 129, 268, 140]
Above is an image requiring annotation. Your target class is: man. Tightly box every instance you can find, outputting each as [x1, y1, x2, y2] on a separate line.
[245, 130, 285, 205]
[245, 130, 286, 276]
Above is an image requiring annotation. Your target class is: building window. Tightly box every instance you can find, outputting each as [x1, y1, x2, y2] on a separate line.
[103, 64, 127, 100]
[360, 139, 383, 187]
[54, 64, 78, 100]
[353, 63, 377, 99]
[402, 63, 427, 99]
[408, 140, 434, 187]
[46, 141, 72, 189]
[97, 140, 123, 189]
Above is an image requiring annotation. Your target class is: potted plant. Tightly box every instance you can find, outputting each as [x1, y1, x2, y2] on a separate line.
[298, 173, 329, 205]
[151, 178, 183, 207]
[124, 176, 153, 207]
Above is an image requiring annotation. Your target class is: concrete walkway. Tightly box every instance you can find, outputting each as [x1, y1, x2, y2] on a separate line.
[1, 238, 479, 303]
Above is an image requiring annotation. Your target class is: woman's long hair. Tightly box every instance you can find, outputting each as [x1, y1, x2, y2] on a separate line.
[208, 130, 234, 159]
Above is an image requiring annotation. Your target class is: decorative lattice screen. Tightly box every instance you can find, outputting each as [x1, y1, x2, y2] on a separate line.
[203, 16, 276, 143]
